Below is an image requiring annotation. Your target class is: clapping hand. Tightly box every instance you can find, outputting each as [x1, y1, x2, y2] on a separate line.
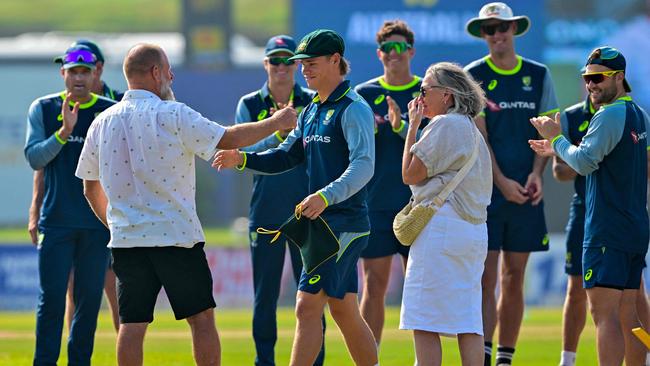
[386, 96, 403, 130]
[60, 93, 79, 137]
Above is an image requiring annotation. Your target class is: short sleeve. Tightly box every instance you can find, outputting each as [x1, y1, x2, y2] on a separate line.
[177, 104, 226, 161]
[76, 122, 100, 180]
[410, 115, 474, 178]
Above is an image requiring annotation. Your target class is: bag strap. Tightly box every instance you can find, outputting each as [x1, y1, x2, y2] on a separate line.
[431, 122, 481, 207]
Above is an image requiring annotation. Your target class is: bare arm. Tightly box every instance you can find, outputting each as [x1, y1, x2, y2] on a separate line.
[402, 98, 428, 185]
[217, 105, 297, 150]
[83, 180, 108, 228]
[553, 156, 577, 181]
[474, 115, 528, 204]
[28, 170, 44, 245]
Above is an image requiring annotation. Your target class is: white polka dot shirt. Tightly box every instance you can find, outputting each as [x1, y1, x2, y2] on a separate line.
[76, 89, 225, 248]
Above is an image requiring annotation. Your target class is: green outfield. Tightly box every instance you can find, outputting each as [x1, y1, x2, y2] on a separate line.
[0, 306, 597, 365]
[0, 227, 245, 247]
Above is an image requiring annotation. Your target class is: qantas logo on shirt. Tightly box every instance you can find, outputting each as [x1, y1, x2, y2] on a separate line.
[631, 131, 647, 144]
[304, 135, 331, 144]
[486, 99, 536, 112]
[67, 135, 85, 143]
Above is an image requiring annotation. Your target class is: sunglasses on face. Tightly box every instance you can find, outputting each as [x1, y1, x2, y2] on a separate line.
[480, 22, 512, 36]
[581, 70, 623, 84]
[378, 41, 412, 54]
[419, 85, 445, 97]
[63, 49, 97, 64]
[268, 57, 295, 66]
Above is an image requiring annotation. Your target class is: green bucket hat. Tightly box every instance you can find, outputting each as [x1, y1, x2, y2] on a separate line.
[288, 29, 345, 61]
[257, 212, 340, 274]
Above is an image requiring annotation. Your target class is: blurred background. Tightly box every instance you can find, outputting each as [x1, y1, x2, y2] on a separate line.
[1, 0, 649, 309]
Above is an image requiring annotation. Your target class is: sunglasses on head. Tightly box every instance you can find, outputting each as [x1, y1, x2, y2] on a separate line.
[63, 49, 96, 64]
[581, 70, 623, 84]
[268, 57, 295, 66]
[379, 41, 412, 54]
[480, 21, 512, 36]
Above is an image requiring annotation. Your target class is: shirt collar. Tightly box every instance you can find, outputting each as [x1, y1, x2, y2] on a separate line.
[123, 89, 161, 101]
[313, 80, 351, 104]
[260, 82, 305, 100]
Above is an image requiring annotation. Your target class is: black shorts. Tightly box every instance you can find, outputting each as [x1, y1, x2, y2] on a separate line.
[111, 242, 216, 323]
[487, 201, 549, 252]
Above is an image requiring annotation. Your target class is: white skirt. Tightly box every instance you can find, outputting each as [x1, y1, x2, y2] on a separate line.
[399, 203, 487, 335]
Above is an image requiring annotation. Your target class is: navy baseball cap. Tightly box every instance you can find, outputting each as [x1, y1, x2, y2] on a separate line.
[289, 29, 345, 60]
[73, 39, 105, 63]
[53, 45, 97, 70]
[265, 35, 296, 56]
[585, 46, 631, 92]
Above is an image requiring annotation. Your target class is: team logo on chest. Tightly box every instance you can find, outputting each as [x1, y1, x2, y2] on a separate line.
[323, 109, 335, 125]
[522, 76, 532, 92]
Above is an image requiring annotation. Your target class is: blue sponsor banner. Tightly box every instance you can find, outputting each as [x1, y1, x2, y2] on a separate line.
[293, 0, 544, 84]
[0, 245, 39, 310]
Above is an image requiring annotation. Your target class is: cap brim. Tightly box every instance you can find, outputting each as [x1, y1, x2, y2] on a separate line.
[466, 15, 531, 39]
[62, 62, 95, 70]
[266, 48, 295, 56]
[288, 53, 319, 61]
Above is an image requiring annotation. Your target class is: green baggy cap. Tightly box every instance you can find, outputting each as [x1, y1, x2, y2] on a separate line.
[289, 29, 345, 61]
[257, 213, 340, 274]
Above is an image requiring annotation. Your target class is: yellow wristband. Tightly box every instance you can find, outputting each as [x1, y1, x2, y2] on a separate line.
[54, 131, 67, 145]
[235, 152, 247, 171]
[274, 131, 285, 142]
[392, 120, 406, 133]
[550, 134, 563, 146]
[317, 191, 329, 207]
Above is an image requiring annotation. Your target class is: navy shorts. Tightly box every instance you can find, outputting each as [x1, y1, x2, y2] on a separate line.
[565, 203, 585, 275]
[362, 229, 409, 258]
[298, 232, 369, 299]
[583, 246, 646, 290]
[362, 210, 409, 258]
[487, 201, 549, 252]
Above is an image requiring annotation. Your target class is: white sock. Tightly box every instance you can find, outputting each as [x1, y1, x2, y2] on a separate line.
[646, 352, 650, 366]
[559, 350, 576, 366]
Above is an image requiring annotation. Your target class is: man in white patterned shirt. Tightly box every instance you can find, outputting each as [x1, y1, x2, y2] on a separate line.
[76, 43, 296, 366]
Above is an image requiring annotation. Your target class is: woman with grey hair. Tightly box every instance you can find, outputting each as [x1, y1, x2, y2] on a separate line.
[399, 62, 492, 365]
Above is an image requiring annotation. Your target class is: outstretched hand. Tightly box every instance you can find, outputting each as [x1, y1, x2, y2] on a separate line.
[212, 149, 244, 171]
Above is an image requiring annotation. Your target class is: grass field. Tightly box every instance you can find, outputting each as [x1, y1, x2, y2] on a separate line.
[0, 306, 598, 365]
[0, 227, 245, 247]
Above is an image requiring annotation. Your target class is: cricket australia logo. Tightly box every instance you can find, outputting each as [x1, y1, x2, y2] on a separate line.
[323, 109, 335, 125]
[297, 42, 307, 53]
[522, 76, 532, 91]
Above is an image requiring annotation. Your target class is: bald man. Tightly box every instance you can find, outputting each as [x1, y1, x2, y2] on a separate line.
[75, 44, 297, 366]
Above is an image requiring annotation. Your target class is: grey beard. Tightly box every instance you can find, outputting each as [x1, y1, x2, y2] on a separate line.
[161, 86, 175, 101]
